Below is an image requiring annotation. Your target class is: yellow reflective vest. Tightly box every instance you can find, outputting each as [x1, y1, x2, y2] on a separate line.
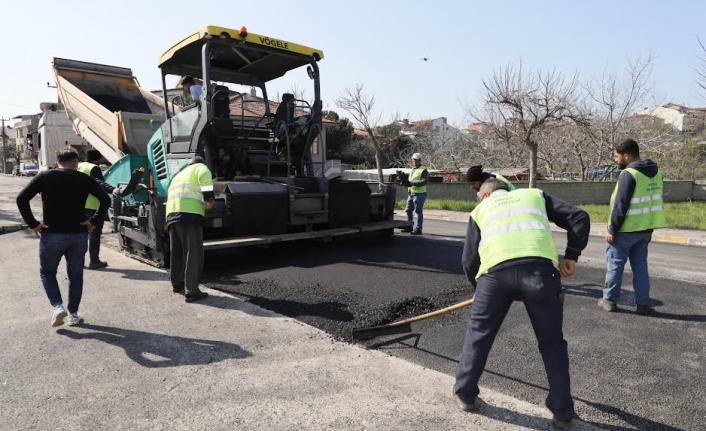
[166, 163, 214, 217]
[408, 165, 427, 194]
[471, 189, 558, 279]
[609, 168, 666, 232]
[77, 162, 100, 210]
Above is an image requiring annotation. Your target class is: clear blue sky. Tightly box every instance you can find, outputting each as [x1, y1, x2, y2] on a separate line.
[1, 0, 705, 126]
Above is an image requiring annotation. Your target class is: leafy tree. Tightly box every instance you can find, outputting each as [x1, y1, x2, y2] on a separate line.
[321, 110, 354, 161]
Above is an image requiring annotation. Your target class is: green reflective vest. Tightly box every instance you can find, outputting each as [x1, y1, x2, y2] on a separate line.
[166, 163, 214, 217]
[492, 173, 516, 191]
[408, 165, 427, 194]
[609, 168, 666, 232]
[471, 188, 558, 279]
[77, 162, 100, 210]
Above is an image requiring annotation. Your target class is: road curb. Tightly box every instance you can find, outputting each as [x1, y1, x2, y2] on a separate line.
[0, 223, 25, 235]
[396, 210, 706, 248]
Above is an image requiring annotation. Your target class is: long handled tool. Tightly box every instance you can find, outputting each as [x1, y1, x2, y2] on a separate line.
[351, 298, 474, 340]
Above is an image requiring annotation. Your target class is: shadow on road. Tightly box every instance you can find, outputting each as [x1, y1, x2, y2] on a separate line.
[209, 288, 355, 322]
[475, 402, 556, 430]
[0, 208, 25, 225]
[371, 335, 684, 431]
[483, 370, 686, 431]
[90, 266, 168, 281]
[56, 323, 251, 367]
[563, 283, 704, 322]
[204, 235, 465, 277]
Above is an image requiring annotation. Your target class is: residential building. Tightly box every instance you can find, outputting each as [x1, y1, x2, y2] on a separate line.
[638, 104, 706, 134]
[12, 113, 41, 160]
[399, 117, 459, 156]
[626, 113, 660, 129]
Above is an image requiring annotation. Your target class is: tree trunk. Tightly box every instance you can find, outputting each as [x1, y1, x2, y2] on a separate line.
[527, 140, 538, 188]
[374, 148, 384, 191]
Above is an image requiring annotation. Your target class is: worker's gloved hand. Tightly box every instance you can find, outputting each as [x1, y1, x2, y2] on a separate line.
[559, 259, 576, 277]
[112, 188, 121, 197]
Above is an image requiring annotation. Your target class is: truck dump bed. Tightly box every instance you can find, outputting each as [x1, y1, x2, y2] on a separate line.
[52, 58, 167, 163]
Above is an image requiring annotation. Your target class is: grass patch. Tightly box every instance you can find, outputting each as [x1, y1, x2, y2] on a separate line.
[396, 199, 477, 212]
[398, 199, 706, 230]
[581, 202, 706, 230]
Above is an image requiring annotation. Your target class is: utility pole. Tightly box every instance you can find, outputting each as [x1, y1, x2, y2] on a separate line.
[1, 117, 10, 174]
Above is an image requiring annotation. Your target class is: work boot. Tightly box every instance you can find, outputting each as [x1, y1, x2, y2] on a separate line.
[401, 226, 413, 233]
[597, 298, 617, 312]
[452, 391, 481, 413]
[410, 229, 422, 235]
[636, 304, 656, 316]
[552, 415, 575, 430]
[172, 284, 185, 294]
[88, 260, 108, 270]
[185, 291, 209, 303]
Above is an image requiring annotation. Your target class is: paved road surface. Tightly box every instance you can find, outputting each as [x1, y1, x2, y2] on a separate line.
[203, 221, 705, 431]
[2, 174, 704, 430]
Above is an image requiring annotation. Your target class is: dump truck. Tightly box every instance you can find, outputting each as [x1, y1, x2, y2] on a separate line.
[37, 103, 90, 170]
[53, 25, 404, 267]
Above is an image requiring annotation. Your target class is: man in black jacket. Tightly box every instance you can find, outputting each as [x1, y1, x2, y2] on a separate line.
[16, 147, 111, 328]
[454, 179, 590, 430]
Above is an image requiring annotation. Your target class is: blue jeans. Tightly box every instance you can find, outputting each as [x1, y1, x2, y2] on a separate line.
[405, 193, 426, 232]
[603, 231, 652, 305]
[39, 232, 88, 313]
[454, 262, 574, 422]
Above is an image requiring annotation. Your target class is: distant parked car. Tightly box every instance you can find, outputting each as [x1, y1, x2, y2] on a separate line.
[19, 162, 39, 177]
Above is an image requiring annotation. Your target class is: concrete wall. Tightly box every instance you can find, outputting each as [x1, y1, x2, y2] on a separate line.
[417, 181, 700, 205]
[693, 181, 706, 201]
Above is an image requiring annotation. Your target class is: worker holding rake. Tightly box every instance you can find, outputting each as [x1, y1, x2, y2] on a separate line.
[453, 179, 590, 430]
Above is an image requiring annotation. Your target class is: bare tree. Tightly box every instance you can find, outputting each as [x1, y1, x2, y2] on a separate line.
[535, 122, 577, 179]
[335, 84, 398, 187]
[580, 55, 658, 175]
[477, 63, 583, 187]
[698, 37, 706, 98]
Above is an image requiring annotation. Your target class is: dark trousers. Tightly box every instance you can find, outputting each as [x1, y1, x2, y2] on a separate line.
[84, 209, 105, 263]
[169, 221, 204, 295]
[454, 262, 574, 422]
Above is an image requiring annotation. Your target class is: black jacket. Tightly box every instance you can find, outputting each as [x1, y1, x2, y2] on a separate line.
[17, 168, 111, 234]
[608, 159, 660, 235]
[87, 165, 117, 197]
[462, 190, 590, 285]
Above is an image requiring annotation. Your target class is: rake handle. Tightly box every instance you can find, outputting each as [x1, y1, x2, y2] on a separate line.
[383, 297, 475, 328]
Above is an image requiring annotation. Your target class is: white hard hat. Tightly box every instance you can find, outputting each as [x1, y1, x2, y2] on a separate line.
[411, 153, 422, 160]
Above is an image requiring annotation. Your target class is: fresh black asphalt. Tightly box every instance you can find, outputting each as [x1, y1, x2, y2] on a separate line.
[203, 231, 705, 431]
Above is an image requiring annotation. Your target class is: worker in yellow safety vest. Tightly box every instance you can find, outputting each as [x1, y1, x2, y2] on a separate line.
[599, 138, 666, 316]
[396, 153, 428, 235]
[77, 149, 121, 270]
[465, 164, 516, 192]
[453, 178, 589, 430]
[166, 156, 215, 303]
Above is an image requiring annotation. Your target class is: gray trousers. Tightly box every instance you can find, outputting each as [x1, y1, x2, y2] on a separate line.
[169, 221, 204, 295]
